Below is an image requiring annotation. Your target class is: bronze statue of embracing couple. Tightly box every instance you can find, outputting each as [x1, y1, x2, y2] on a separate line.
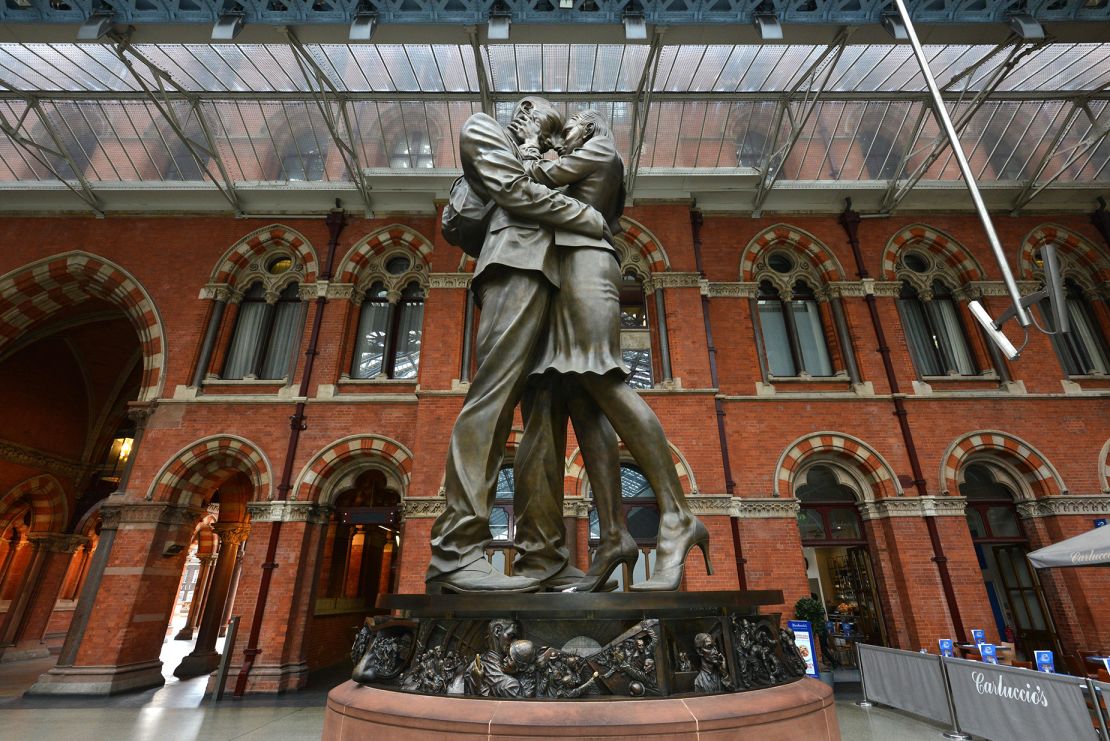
[427, 97, 710, 594]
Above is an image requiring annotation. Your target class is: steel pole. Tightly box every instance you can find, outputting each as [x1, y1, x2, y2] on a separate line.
[892, 0, 1031, 328]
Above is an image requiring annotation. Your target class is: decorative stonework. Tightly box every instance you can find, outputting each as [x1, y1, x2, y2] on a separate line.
[861, 280, 904, 297]
[774, 432, 901, 500]
[0, 439, 87, 481]
[402, 498, 446, 519]
[428, 273, 472, 289]
[686, 496, 734, 516]
[0, 251, 166, 402]
[28, 532, 89, 553]
[561, 497, 587, 518]
[1016, 495, 1110, 519]
[740, 224, 846, 284]
[825, 281, 867, 298]
[617, 216, 670, 275]
[146, 435, 272, 507]
[1019, 224, 1110, 286]
[294, 434, 414, 504]
[940, 430, 1065, 498]
[966, 280, 1042, 298]
[246, 500, 331, 524]
[881, 225, 985, 284]
[647, 272, 702, 290]
[0, 474, 68, 533]
[732, 498, 801, 519]
[334, 225, 434, 285]
[705, 282, 759, 299]
[209, 224, 319, 288]
[857, 496, 968, 520]
[116, 502, 208, 527]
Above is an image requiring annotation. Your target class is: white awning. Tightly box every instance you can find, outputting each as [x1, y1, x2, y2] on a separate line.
[1027, 525, 1110, 569]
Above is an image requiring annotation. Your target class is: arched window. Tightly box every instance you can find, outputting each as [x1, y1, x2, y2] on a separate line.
[588, 464, 659, 590]
[1041, 278, 1110, 376]
[757, 279, 833, 377]
[619, 273, 653, 389]
[959, 462, 1054, 654]
[350, 280, 425, 380]
[389, 130, 434, 169]
[894, 247, 978, 377]
[795, 465, 863, 544]
[222, 280, 303, 380]
[898, 279, 976, 376]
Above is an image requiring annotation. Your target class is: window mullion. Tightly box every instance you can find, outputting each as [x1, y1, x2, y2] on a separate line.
[921, 298, 948, 373]
[252, 299, 280, 378]
[781, 297, 807, 374]
[382, 299, 402, 379]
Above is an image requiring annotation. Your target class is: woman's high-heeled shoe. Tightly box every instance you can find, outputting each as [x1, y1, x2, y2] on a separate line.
[630, 517, 712, 592]
[565, 532, 639, 592]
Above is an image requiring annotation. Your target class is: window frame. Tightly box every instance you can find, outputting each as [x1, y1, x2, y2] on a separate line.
[756, 278, 835, 378]
[897, 278, 979, 377]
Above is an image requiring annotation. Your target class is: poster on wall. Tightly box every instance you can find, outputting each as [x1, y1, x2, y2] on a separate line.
[970, 628, 986, 645]
[939, 639, 955, 657]
[1034, 651, 1054, 673]
[788, 620, 820, 678]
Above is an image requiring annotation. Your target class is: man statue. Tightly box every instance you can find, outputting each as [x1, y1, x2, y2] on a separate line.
[425, 98, 609, 593]
[514, 109, 710, 592]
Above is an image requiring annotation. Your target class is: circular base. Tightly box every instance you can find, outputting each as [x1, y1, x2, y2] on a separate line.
[324, 678, 840, 740]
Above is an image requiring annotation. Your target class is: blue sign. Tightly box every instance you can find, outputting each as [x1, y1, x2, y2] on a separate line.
[788, 620, 820, 678]
[938, 639, 954, 658]
[1034, 650, 1055, 673]
[970, 628, 986, 645]
[979, 643, 998, 664]
[1095, 518, 1108, 528]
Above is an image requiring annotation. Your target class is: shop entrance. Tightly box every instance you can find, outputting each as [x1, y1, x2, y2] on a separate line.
[960, 463, 1059, 658]
[796, 464, 888, 666]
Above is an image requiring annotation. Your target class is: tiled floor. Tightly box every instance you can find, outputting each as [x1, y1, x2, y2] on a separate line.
[0, 650, 957, 740]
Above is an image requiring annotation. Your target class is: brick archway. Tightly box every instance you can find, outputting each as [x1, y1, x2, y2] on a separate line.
[774, 432, 900, 501]
[1019, 224, 1110, 283]
[940, 430, 1066, 498]
[146, 435, 272, 507]
[740, 224, 846, 283]
[335, 225, 434, 284]
[565, 441, 696, 498]
[0, 475, 68, 533]
[294, 434, 414, 504]
[209, 224, 320, 288]
[880, 224, 985, 283]
[0, 251, 166, 402]
[1100, 439, 1110, 494]
[617, 216, 670, 274]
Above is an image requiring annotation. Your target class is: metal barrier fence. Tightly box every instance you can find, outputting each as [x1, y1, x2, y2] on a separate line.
[857, 643, 1110, 741]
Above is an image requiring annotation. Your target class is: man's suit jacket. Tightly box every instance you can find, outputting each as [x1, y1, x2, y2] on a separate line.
[523, 134, 625, 254]
[459, 113, 606, 290]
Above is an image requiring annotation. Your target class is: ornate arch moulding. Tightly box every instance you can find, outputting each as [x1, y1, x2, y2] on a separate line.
[616, 216, 670, 279]
[293, 433, 414, 505]
[1100, 438, 1110, 494]
[1019, 224, 1110, 292]
[330, 224, 434, 301]
[774, 431, 902, 502]
[564, 440, 697, 499]
[880, 224, 986, 288]
[0, 474, 68, 533]
[939, 430, 1067, 499]
[202, 224, 319, 301]
[0, 251, 167, 402]
[145, 434, 273, 508]
[740, 224, 847, 287]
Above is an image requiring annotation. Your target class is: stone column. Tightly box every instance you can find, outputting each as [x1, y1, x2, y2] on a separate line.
[174, 554, 215, 641]
[217, 540, 245, 638]
[0, 533, 87, 661]
[0, 535, 27, 604]
[174, 523, 249, 678]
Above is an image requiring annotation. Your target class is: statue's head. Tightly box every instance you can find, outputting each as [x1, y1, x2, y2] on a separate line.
[487, 618, 519, 655]
[556, 109, 611, 155]
[506, 96, 562, 145]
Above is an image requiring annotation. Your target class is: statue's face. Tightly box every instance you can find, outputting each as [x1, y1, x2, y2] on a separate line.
[556, 114, 593, 155]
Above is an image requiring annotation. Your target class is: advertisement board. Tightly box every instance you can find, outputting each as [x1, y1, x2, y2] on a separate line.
[1034, 650, 1054, 673]
[787, 619, 820, 678]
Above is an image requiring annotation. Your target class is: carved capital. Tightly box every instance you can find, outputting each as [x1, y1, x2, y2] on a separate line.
[298, 284, 324, 301]
[402, 497, 446, 519]
[561, 497, 587, 518]
[826, 281, 866, 298]
[246, 500, 331, 524]
[861, 279, 903, 297]
[326, 283, 358, 301]
[428, 273, 472, 289]
[127, 401, 156, 429]
[213, 522, 251, 545]
[648, 272, 703, 291]
[706, 282, 759, 299]
[732, 498, 800, 519]
[28, 533, 89, 553]
[199, 283, 234, 302]
[1016, 495, 1110, 519]
[116, 502, 207, 528]
[858, 496, 968, 520]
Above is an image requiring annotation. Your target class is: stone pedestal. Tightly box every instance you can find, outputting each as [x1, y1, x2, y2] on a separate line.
[324, 678, 840, 740]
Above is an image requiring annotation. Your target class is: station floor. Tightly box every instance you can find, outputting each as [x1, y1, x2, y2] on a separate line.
[0, 647, 957, 740]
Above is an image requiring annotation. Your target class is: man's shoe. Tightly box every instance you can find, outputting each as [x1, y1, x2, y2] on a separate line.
[515, 562, 589, 591]
[426, 562, 541, 594]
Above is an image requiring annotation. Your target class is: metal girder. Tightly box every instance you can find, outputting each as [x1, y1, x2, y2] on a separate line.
[626, 31, 665, 196]
[468, 28, 493, 115]
[281, 27, 373, 215]
[5, 0, 1110, 26]
[1011, 105, 1110, 213]
[879, 37, 1044, 214]
[106, 32, 243, 214]
[752, 28, 851, 215]
[0, 83, 104, 216]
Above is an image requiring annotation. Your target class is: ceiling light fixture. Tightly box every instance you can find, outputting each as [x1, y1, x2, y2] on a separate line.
[349, 11, 378, 41]
[752, 12, 783, 41]
[488, 10, 511, 40]
[212, 13, 245, 41]
[881, 12, 908, 40]
[1008, 12, 1045, 39]
[623, 10, 647, 40]
[77, 13, 113, 41]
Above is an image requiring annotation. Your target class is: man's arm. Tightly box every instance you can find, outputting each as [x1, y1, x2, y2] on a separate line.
[523, 140, 607, 189]
[460, 114, 604, 238]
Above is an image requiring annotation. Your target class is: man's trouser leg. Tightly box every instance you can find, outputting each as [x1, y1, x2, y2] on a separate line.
[512, 375, 572, 581]
[427, 269, 552, 581]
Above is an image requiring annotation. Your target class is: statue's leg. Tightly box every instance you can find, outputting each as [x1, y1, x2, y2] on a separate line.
[512, 374, 578, 585]
[426, 268, 552, 588]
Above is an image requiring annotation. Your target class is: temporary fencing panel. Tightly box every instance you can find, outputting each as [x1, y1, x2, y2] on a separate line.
[943, 657, 1095, 741]
[856, 644, 950, 724]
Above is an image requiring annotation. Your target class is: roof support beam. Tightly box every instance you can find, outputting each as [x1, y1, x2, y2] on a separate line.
[752, 28, 851, 216]
[107, 31, 243, 215]
[879, 37, 1044, 214]
[468, 27, 493, 115]
[1010, 103, 1110, 213]
[0, 83, 104, 216]
[626, 30, 665, 196]
[281, 27, 373, 216]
